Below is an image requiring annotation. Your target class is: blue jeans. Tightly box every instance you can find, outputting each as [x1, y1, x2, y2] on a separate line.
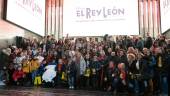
[68, 76, 74, 87]
[32, 70, 37, 83]
[159, 74, 168, 96]
[112, 78, 119, 90]
[134, 80, 140, 94]
[0, 70, 3, 81]
[140, 80, 148, 93]
[128, 79, 139, 94]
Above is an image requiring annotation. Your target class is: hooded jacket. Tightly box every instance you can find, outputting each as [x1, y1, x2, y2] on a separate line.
[22, 60, 32, 73]
[12, 70, 25, 81]
[30, 59, 40, 72]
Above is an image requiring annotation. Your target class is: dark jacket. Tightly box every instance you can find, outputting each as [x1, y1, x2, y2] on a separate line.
[90, 60, 101, 75]
[118, 55, 128, 67]
[67, 61, 77, 77]
[140, 55, 155, 79]
[128, 60, 140, 75]
[106, 67, 118, 84]
[136, 39, 144, 52]
[106, 56, 119, 66]
[155, 53, 168, 74]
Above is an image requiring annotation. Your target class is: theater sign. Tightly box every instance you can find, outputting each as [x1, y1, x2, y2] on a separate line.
[63, 0, 139, 36]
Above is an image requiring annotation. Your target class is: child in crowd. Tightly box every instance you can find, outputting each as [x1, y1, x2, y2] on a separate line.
[30, 56, 40, 84]
[117, 63, 127, 92]
[12, 65, 25, 85]
[0, 35, 169, 96]
[22, 56, 32, 86]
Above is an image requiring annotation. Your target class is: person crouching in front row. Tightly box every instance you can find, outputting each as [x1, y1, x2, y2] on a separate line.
[12, 65, 25, 85]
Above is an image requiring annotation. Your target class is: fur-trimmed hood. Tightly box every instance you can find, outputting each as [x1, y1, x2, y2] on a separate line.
[127, 53, 136, 61]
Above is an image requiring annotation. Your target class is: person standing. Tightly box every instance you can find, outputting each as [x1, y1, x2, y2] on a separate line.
[67, 57, 77, 89]
[75, 52, 86, 89]
[154, 47, 168, 96]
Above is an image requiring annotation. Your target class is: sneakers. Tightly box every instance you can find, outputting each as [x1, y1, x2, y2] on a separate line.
[69, 86, 74, 89]
[71, 86, 74, 89]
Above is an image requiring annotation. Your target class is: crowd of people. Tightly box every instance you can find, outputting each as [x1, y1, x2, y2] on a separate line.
[0, 35, 169, 96]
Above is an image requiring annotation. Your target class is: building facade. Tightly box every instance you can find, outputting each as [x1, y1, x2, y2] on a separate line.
[138, 0, 161, 38]
[46, 0, 162, 39]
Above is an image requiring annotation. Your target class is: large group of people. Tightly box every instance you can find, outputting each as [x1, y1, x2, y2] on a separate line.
[0, 35, 169, 96]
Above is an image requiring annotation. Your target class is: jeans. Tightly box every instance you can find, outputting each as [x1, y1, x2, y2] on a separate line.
[68, 76, 74, 87]
[56, 72, 62, 85]
[91, 75, 98, 88]
[0, 70, 3, 81]
[140, 80, 148, 93]
[159, 74, 168, 96]
[31, 70, 37, 83]
[112, 78, 119, 90]
[134, 80, 139, 94]
[128, 79, 139, 94]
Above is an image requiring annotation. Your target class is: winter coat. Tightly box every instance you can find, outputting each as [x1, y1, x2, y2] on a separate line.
[30, 59, 40, 72]
[128, 60, 140, 75]
[67, 61, 77, 77]
[106, 67, 118, 84]
[37, 64, 46, 76]
[145, 36, 153, 49]
[57, 63, 66, 74]
[76, 56, 86, 76]
[140, 56, 152, 80]
[158, 40, 167, 47]
[57, 63, 62, 73]
[0, 52, 10, 70]
[106, 56, 119, 66]
[136, 39, 144, 51]
[155, 53, 169, 74]
[22, 60, 32, 73]
[118, 55, 128, 67]
[90, 61, 101, 75]
[80, 56, 86, 75]
[12, 70, 25, 81]
[98, 55, 107, 66]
